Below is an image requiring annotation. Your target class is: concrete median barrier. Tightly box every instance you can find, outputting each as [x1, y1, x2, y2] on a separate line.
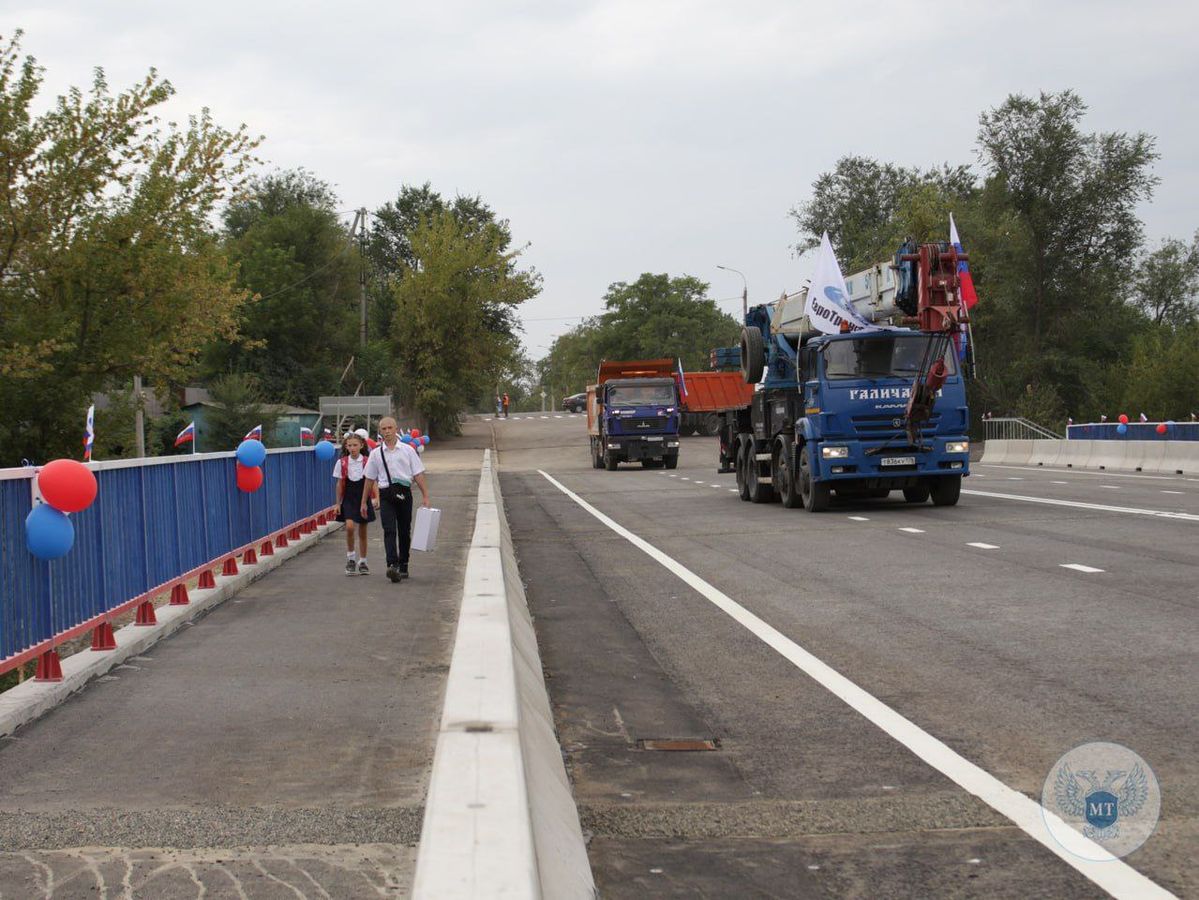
[414, 450, 595, 899]
[1158, 441, 1199, 475]
[980, 439, 1011, 465]
[1028, 440, 1064, 467]
[980, 438, 1199, 475]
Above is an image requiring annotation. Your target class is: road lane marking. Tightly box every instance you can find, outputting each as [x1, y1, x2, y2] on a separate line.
[967, 542, 1000, 549]
[962, 489, 1199, 522]
[979, 463, 1177, 482]
[1006, 477, 1024, 480]
[1061, 564, 1104, 573]
[1051, 481, 1069, 485]
[538, 469, 1171, 900]
[848, 516, 869, 521]
[1100, 485, 1120, 490]
[728, 488, 738, 492]
[1161, 490, 1183, 494]
[899, 527, 925, 534]
[711, 484, 722, 488]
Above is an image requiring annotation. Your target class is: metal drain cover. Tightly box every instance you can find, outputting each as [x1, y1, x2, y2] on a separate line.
[636, 738, 719, 751]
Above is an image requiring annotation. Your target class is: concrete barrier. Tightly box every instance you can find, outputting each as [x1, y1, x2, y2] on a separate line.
[1124, 441, 1165, 473]
[1158, 441, 1199, 475]
[1089, 440, 1130, 471]
[1058, 440, 1094, 470]
[414, 450, 595, 899]
[979, 439, 1199, 475]
[1028, 441, 1064, 467]
[980, 439, 1011, 465]
[1004, 439, 1035, 466]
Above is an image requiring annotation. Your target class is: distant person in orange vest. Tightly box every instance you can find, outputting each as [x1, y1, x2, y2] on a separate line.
[502, 393, 510, 418]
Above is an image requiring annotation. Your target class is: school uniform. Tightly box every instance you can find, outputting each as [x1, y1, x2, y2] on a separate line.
[332, 454, 375, 524]
[363, 440, 426, 574]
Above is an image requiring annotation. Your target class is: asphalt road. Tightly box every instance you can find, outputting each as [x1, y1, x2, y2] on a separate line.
[495, 412, 1196, 898]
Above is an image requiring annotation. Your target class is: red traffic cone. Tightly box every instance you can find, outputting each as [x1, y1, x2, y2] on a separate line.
[260, 540, 274, 557]
[275, 533, 289, 548]
[135, 600, 156, 626]
[221, 557, 239, 576]
[243, 547, 258, 565]
[91, 621, 117, 651]
[170, 583, 189, 606]
[198, 569, 217, 589]
[35, 649, 63, 682]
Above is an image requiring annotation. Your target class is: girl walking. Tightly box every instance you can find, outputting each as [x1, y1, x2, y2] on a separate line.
[333, 432, 377, 574]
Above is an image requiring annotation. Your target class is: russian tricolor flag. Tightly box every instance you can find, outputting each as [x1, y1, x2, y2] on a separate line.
[175, 421, 196, 447]
[949, 214, 978, 311]
[676, 358, 688, 401]
[244, 424, 263, 441]
[299, 426, 314, 443]
[83, 404, 95, 461]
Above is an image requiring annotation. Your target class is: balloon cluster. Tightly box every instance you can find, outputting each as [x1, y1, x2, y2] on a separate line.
[400, 429, 431, 454]
[235, 439, 267, 492]
[25, 459, 98, 560]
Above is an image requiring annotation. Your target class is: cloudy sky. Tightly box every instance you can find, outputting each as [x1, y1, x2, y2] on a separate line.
[5, 1, 1197, 359]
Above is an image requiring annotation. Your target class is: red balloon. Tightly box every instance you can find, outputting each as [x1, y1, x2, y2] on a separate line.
[236, 462, 264, 493]
[366, 438, 378, 449]
[38, 459, 98, 513]
[1118, 414, 1129, 424]
[410, 428, 422, 439]
[1156, 423, 1168, 435]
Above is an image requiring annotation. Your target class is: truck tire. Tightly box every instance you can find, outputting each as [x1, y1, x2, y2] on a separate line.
[747, 446, 776, 503]
[664, 453, 678, 470]
[774, 438, 801, 508]
[605, 452, 620, 471]
[592, 440, 604, 469]
[740, 327, 765, 384]
[902, 485, 930, 503]
[701, 413, 722, 436]
[799, 444, 831, 512]
[930, 474, 961, 506]
[735, 437, 751, 501]
[680, 420, 698, 437]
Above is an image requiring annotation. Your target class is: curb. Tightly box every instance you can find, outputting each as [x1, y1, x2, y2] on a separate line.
[414, 449, 595, 898]
[0, 520, 340, 739]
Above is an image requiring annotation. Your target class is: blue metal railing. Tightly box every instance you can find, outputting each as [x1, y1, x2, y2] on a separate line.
[1067, 423, 1199, 441]
[1, 448, 330, 670]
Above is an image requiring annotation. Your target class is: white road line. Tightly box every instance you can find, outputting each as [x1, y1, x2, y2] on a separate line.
[1007, 477, 1024, 481]
[680, 477, 691, 481]
[1160, 490, 1183, 494]
[899, 527, 925, 534]
[962, 489, 1199, 522]
[540, 416, 550, 419]
[967, 542, 1000, 550]
[711, 484, 722, 488]
[669, 474, 678, 478]
[1061, 563, 1105, 574]
[848, 516, 869, 522]
[978, 463, 1178, 482]
[1100, 485, 1120, 490]
[728, 488, 738, 493]
[537, 469, 1171, 900]
[1051, 481, 1069, 485]
[553, 415, 563, 418]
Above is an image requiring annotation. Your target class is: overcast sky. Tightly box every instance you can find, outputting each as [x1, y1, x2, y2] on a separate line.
[5, 0, 1198, 360]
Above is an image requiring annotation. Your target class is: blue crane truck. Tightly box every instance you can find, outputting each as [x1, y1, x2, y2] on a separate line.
[588, 358, 682, 470]
[719, 242, 973, 511]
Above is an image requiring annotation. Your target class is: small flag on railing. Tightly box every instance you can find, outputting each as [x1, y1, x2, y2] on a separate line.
[83, 404, 95, 461]
[1139, 412, 1148, 422]
[1067, 417, 1073, 426]
[1100, 414, 1108, 422]
[322, 427, 333, 439]
[299, 426, 314, 444]
[244, 424, 263, 441]
[175, 421, 196, 447]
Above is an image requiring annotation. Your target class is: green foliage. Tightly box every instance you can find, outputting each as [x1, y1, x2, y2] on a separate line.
[0, 31, 260, 463]
[204, 373, 266, 451]
[1120, 325, 1199, 419]
[538, 274, 741, 394]
[391, 210, 540, 433]
[1134, 234, 1199, 328]
[92, 391, 139, 460]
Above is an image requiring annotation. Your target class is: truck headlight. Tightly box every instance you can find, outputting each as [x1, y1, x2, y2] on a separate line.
[821, 445, 849, 459]
[606, 443, 620, 449]
[946, 441, 970, 454]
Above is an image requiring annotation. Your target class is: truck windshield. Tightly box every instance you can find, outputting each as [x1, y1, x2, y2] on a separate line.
[607, 385, 676, 407]
[823, 335, 957, 380]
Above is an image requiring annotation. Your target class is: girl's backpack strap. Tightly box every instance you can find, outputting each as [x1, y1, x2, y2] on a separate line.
[341, 455, 349, 480]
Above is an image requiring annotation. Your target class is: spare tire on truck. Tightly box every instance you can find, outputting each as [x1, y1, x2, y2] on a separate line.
[740, 327, 764, 384]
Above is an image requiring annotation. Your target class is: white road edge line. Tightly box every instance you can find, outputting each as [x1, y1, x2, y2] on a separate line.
[899, 527, 925, 534]
[962, 489, 1199, 522]
[978, 463, 1178, 482]
[1061, 563, 1105, 573]
[538, 469, 1172, 900]
[968, 542, 1000, 550]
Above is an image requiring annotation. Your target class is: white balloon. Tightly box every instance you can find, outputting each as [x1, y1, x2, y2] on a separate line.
[416, 444, 425, 454]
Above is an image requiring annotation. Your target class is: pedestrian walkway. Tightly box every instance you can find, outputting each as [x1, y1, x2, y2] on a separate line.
[0, 453, 483, 897]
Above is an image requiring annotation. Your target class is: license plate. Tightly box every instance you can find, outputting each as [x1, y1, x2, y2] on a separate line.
[881, 456, 915, 467]
[645, 436, 663, 441]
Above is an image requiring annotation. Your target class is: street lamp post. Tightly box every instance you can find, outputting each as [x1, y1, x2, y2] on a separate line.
[716, 265, 748, 319]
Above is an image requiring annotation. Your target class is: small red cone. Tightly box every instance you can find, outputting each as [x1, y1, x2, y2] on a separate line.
[35, 649, 63, 682]
[135, 600, 156, 626]
[289, 526, 302, 541]
[260, 540, 274, 556]
[275, 533, 289, 548]
[317, 512, 327, 526]
[169, 584, 189, 606]
[91, 621, 117, 651]
[243, 547, 258, 565]
[221, 557, 239, 576]
[198, 569, 217, 589]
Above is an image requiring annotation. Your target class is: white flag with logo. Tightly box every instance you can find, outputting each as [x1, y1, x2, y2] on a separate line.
[803, 233, 883, 335]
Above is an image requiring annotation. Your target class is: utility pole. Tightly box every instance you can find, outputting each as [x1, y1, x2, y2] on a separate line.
[717, 265, 748, 319]
[357, 207, 368, 349]
[132, 375, 146, 457]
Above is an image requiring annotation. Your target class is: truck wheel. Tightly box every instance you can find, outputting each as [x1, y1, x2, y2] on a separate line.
[664, 453, 678, 470]
[592, 441, 603, 469]
[747, 446, 777, 503]
[701, 413, 722, 436]
[735, 438, 751, 501]
[799, 444, 831, 512]
[774, 438, 801, 508]
[930, 475, 962, 506]
[902, 485, 930, 503]
[740, 327, 765, 384]
[605, 453, 620, 471]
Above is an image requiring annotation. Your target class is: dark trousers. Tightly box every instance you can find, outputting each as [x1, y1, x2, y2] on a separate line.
[378, 486, 413, 569]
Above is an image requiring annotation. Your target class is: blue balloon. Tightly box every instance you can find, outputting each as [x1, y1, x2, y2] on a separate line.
[400, 434, 412, 444]
[421, 435, 430, 445]
[236, 438, 267, 467]
[26, 504, 75, 560]
[314, 440, 336, 461]
[1116, 423, 1128, 435]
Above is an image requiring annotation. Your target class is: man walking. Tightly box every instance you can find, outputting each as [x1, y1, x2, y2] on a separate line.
[502, 393, 510, 418]
[362, 417, 430, 582]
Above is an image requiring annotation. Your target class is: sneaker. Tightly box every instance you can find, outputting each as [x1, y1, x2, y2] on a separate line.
[386, 566, 400, 583]
[357, 560, 370, 576]
[345, 559, 357, 576]
[399, 568, 410, 580]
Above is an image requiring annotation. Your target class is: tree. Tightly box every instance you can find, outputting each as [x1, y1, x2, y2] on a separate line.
[390, 210, 540, 433]
[1134, 234, 1199, 328]
[204, 373, 267, 451]
[206, 169, 360, 407]
[0, 31, 259, 463]
[1120, 325, 1199, 419]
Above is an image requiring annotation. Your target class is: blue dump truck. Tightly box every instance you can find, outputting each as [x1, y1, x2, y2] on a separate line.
[588, 358, 682, 470]
[718, 242, 973, 511]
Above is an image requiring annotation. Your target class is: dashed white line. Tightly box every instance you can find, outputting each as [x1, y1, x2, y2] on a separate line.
[1006, 477, 1024, 481]
[1161, 490, 1183, 494]
[728, 488, 738, 492]
[1051, 481, 1069, 485]
[710, 484, 722, 488]
[1100, 485, 1120, 490]
[968, 542, 1000, 550]
[537, 469, 1169, 900]
[1061, 563, 1104, 574]
[848, 516, 869, 522]
[899, 527, 925, 534]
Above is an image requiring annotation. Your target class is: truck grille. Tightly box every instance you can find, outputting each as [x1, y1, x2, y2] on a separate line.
[619, 416, 666, 432]
[852, 413, 940, 438]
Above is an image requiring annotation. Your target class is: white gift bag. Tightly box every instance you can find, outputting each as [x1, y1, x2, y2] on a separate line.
[411, 506, 441, 552]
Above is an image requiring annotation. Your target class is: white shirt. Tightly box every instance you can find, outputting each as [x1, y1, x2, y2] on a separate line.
[331, 454, 367, 482]
[363, 440, 425, 486]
